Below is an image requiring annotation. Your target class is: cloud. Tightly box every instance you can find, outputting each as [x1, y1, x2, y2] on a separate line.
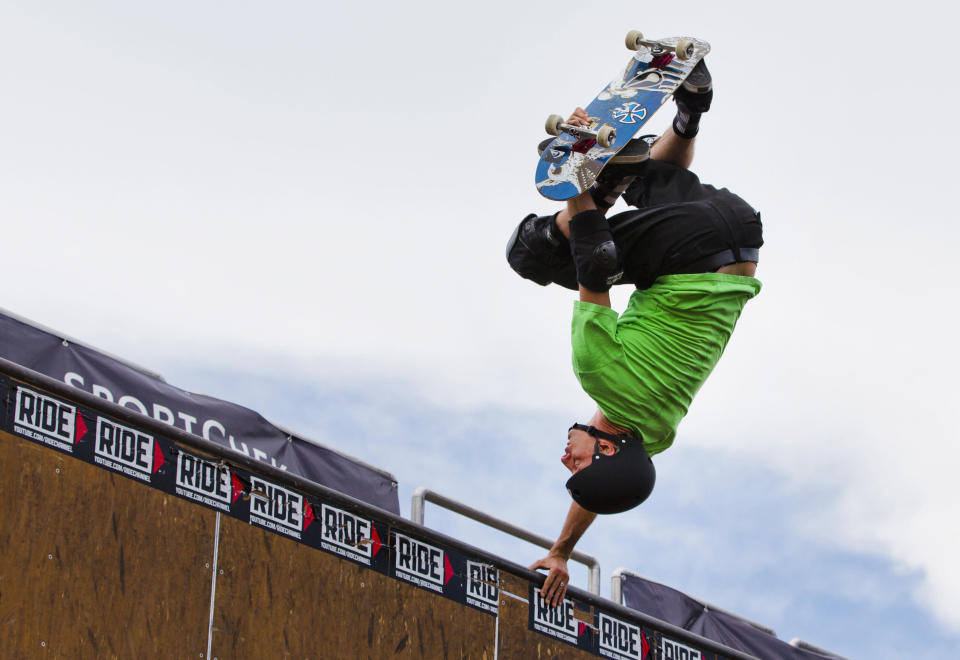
[3, 2, 960, 657]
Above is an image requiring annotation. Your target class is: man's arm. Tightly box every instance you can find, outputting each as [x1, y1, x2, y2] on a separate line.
[529, 501, 597, 607]
[555, 189, 614, 308]
[528, 112, 614, 603]
[578, 285, 611, 308]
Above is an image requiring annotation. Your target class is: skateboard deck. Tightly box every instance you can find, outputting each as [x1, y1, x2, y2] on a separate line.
[535, 33, 710, 201]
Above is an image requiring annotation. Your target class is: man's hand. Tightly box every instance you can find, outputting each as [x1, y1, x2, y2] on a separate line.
[530, 502, 597, 607]
[567, 107, 591, 127]
[529, 553, 570, 608]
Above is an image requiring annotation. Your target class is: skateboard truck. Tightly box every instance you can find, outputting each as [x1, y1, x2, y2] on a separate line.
[544, 114, 617, 148]
[625, 30, 696, 61]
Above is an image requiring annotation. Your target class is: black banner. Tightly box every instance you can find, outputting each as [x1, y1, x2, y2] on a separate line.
[524, 581, 748, 660]
[527, 582, 596, 653]
[311, 498, 390, 574]
[388, 529, 499, 617]
[621, 573, 834, 659]
[595, 609, 656, 660]
[0, 310, 399, 513]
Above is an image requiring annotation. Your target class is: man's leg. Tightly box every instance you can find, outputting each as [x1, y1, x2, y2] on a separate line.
[649, 127, 696, 169]
[671, 59, 713, 139]
[649, 59, 713, 169]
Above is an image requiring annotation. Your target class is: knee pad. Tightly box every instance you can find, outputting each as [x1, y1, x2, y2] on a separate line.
[506, 214, 578, 290]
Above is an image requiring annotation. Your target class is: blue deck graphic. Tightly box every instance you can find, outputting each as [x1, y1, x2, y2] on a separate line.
[536, 37, 710, 201]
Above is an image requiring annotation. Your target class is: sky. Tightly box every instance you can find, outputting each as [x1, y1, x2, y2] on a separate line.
[2, 2, 959, 658]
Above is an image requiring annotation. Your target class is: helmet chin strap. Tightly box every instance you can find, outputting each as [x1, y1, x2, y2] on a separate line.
[569, 423, 633, 460]
[569, 423, 632, 445]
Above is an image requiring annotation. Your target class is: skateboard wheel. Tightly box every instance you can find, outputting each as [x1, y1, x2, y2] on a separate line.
[545, 114, 564, 136]
[597, 125, 616, 148]
[625, 30, 644, 51]
[675, 38, 695, 61]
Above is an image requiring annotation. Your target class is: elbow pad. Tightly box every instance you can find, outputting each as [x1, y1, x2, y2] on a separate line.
[568, 210, 623, 292]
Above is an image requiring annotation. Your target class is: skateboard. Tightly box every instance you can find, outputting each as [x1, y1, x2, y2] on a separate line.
[535, 31, 710, 201]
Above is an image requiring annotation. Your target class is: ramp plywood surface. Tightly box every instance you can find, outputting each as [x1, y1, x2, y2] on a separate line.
[0, 431, 215, 660]
[211, 514, 496, 659]
[497, 572, 598, 659]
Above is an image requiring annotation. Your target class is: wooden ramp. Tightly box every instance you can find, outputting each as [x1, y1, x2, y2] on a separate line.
[0, 361, 756, 660]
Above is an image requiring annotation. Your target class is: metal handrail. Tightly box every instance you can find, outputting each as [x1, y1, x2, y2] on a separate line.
[411, 487, 601, 595]
[611, 568, 776, 636]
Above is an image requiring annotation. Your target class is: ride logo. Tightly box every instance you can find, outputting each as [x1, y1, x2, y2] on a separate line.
[465, 561, 499, 615]
[660, 635, 704, 660]
[391, 532, 455, 596]
[248, 476, 314, 541]
[316, 503, 384, 568]
[93, 416, 165, 484]
[174, 450, 243, 514]
[527, 583, 593, 651]
[12, 386, 88, 454]
[597, 612, 651, 660]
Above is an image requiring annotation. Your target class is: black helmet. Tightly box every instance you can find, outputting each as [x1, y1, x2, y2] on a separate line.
[565, 424, 655, 514]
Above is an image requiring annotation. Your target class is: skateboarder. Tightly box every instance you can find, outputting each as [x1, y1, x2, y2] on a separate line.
[507, 62, 764, 606]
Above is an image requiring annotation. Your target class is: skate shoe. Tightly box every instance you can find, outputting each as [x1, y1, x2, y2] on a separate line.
[674, 59, 713, 114]
[682, 59, 712, 94]
[537, 136, 651, 167]
[590, 136, 655, 210]
[536, 136, 652, 210]
[601, 136, 652, 168]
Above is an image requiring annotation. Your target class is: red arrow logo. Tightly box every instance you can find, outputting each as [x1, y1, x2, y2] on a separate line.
[231, 472, 244, 502]
[303, 502, 315, 530]
[370, 525, 382, 556]
[153, 443, 165, 473]
[444, 554, 454, 585]
[74, 412, 87, 443]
